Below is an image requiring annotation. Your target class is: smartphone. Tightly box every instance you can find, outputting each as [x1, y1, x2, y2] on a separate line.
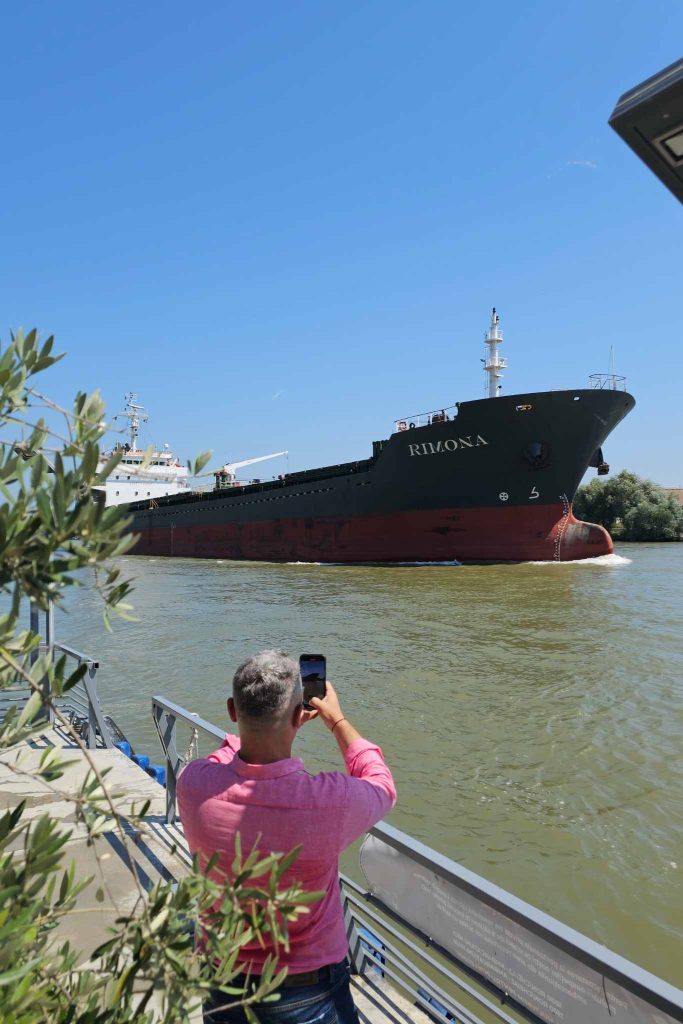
[300, 654, 326, 710]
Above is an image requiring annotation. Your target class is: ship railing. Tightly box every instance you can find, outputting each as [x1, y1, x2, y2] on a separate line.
[394, 403, 459, 433]
[589, 373, 627, 391]
[151, 694, 683, 1024]
[0, 602, 114, 749]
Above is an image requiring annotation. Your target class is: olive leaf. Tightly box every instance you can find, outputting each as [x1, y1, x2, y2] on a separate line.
[0, 330, 320, 1021]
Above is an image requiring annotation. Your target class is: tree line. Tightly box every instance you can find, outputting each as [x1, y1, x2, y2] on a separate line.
[574, 470, 683, 542]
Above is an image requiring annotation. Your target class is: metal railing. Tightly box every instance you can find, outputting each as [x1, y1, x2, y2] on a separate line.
[151, 695, 683, 1024]
[52, 641, 113, 749]
[589, 373, 627, 391]
[152, 696, 222, 824]
[0, 603, 114, 749]
[394, 404, 459, 433]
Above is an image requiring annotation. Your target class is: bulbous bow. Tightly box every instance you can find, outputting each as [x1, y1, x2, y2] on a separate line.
[556, 513, 613, 561]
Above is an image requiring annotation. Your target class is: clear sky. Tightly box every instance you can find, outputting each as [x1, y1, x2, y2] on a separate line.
[2, 1, 681, 485]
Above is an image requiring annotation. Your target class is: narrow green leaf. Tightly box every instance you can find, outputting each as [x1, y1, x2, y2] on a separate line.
[16, 690, 42, 729]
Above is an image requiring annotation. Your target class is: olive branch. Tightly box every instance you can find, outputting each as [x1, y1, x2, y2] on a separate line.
[0, 329, 320, 1024]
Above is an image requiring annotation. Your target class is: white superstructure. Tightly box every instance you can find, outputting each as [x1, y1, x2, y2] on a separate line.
[98, 394, 190, 507]
[483, 307, 506, 398]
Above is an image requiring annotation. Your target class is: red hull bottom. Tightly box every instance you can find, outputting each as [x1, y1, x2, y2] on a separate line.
[130, 503, 612, 563]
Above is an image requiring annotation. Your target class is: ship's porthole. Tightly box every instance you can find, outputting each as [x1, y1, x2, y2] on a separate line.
[573, 395, 581, 401]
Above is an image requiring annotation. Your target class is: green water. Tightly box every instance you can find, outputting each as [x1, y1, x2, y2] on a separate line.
[60, 544, 683, 986]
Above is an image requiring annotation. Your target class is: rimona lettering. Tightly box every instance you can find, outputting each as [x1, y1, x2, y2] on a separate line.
[408, 435, 489, 457]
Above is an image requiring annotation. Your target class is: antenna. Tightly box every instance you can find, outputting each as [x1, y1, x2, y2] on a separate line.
[483, 308, 507, 398]
[112, 393, 149, 449]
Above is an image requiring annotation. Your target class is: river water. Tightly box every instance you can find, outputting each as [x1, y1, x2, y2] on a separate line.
[60, 543, 683, 986]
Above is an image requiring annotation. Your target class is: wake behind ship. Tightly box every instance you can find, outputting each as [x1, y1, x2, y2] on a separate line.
[120, 311, 635, 563]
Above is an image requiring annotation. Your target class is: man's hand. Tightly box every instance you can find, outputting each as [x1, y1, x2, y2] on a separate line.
[299, 707, 319, 726]
[309, 681, 344, 730]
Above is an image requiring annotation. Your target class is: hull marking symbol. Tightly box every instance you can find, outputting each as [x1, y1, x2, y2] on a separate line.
[529, 486, 539, 500]
[499, 492, 509, 502]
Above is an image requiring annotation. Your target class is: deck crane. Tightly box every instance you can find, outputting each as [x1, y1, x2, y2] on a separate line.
[213, 451, 288, 489]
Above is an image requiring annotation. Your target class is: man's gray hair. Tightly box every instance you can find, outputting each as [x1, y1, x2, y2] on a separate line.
[232, 650, 302, 725]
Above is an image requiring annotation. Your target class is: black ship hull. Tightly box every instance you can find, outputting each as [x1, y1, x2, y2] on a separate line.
[127, 388, 635, 563]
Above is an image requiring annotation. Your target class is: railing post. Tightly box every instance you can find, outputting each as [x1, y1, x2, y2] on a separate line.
[43, 602, 54, 725]
[87, 665, 97, 749]
[81, 662, 113, 749]
[29, 601, 40, 655]
[342, 882, 365, 976]
[29, 600, 52, 724]
[153, 701, 181, 824]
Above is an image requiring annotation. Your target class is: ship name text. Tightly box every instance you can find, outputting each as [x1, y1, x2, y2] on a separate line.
[408, 435, 489, 457]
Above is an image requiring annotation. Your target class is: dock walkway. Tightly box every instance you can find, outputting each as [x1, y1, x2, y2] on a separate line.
[0, 727, 429, 1024]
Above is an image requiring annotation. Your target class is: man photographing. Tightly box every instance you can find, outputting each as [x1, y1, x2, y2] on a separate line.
[177, 650, 396, 1023]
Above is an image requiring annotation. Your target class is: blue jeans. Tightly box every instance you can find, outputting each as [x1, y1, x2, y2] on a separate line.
[203, 959, 359, 1024]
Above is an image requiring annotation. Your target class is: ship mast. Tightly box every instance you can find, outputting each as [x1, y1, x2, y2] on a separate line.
[113, 393, 149, 450]
[484, 307, 506, 398]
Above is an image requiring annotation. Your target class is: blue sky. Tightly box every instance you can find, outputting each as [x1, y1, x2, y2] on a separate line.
[2, 1, 681, 484]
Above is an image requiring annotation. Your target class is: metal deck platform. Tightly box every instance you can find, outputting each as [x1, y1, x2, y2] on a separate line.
[0, 727, 431, 1023]
[2, 609, 681, 1024]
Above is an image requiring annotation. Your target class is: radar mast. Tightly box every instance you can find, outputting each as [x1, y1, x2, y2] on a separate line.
[484, 308, 506, 398]
[113, 393, 149, 449]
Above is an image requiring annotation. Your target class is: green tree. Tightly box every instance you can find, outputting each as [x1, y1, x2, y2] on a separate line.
[623, 499, 682, 541]
[0, 330, 317, 1022]
[574, 470, 682, 541]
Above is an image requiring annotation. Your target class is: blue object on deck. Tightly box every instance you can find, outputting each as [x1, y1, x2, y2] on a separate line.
[146, 764, 166, 785]
[115, 740, 132, 758]
[417, 988, 456, 1020]
[359, 926, 385, 975]
[132, 754, 150, 769]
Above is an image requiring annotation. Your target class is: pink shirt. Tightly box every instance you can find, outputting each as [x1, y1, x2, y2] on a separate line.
[177, 733, 396, 974]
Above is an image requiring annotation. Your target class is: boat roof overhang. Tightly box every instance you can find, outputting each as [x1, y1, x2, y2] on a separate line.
[609, 57, 683, 203]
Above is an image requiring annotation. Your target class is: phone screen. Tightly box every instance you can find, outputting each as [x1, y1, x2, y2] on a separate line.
[300, 654, 326, 710]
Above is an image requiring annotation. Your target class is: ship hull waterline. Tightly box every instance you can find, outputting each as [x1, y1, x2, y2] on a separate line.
[125, 388, 635, 565]
[130, 503, 611, 563]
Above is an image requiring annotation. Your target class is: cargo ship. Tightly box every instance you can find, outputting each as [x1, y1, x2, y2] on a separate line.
[122, 310, 635, 563]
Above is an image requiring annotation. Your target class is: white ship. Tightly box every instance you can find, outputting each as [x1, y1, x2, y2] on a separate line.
[98, 394, 288, 508]
[97, 394, 190, 507]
